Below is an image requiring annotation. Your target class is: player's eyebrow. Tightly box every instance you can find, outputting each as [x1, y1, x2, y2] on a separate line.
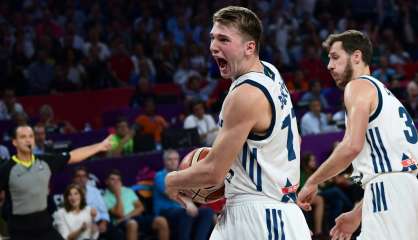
[328, 52, 338, 57]
[210, 33, 230, 39]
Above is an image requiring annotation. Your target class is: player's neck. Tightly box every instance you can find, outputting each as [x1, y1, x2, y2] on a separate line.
[352, 66, 371, 80]
[234, 57, 263, 79]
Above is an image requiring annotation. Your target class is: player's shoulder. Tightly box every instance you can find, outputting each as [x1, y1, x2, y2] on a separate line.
[344, 78, 377, 107]
[346, 78, 376, 93]
[228, 82, 266, 105]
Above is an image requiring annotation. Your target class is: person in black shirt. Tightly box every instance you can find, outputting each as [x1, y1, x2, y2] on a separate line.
[0, 125, 112, 240]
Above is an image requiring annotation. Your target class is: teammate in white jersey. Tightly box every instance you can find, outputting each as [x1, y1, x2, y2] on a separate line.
[298, 30, 418, 240]
[165, 6, 311, 240]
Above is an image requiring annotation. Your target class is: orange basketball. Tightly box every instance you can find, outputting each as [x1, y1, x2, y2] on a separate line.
[178, 147, 225, 204]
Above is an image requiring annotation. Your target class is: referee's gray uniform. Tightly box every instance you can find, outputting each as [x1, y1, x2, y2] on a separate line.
[0, 152, 70, 240]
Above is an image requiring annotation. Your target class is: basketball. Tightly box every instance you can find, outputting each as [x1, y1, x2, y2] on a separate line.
[178, 147, 225, 204]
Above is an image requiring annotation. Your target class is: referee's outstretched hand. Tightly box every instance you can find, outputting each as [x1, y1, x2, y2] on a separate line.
[98, 135, 113, 152]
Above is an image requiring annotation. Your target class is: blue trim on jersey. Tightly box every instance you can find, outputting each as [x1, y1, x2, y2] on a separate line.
[371, 183, 377, 212]
[375, 182, 382, 212]
[241, 143, 262, 191]
[365, 134, 379, 173]
[256, 158, 262, 192]
[278, 210, 285, 240]
[374, 127, 392, 171]
[368, 129, 385, 172]
[262, 63, 275, 81]
[249, 147, 255, 182]
[266, 208, 285, 240]
[359, 76, 383, 122]
[272, 209, 279, 240]
[234, 80, 276, 141]
[371, 182, 388, 213]
[380, 182, 388, 211]
[266, 209, 272, 240]
[365, 134, 378, 173]
[242, 142, 248, 171]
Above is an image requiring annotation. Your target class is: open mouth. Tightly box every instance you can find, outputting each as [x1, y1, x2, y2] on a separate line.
[216, 57, 228, 72]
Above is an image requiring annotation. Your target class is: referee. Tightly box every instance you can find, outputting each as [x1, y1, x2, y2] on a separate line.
[0, 125, 112, 240]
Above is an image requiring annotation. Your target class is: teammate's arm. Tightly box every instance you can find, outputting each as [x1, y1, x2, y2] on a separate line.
[330, 200, 363, 240]
[299, 80, 375, 205]
[166, 84, 268, 189]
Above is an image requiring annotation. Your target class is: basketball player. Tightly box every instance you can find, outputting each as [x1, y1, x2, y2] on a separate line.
[298, 30, 418, 240]
[165, 6, 311, 240]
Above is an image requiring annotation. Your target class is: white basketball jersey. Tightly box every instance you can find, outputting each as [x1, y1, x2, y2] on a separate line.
[219, 61, 300, 203]
[351, 75, 418, 186]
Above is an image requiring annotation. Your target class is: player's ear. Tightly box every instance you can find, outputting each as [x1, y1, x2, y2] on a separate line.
[245, 40, 256, 55]
[352, 50, 362, 64]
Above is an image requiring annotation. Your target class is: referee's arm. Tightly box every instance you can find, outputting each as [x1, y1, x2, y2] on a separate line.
[68, 135, 112, 164]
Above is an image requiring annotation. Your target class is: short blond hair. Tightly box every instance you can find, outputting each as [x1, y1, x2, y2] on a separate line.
[213, 6, 262, 54]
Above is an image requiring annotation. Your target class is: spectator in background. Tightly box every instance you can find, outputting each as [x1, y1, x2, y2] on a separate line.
[183, 101, 218, 146]
[108, 37, 133, 86]
[83, 27, 110, 62]
[135, 98, 168, 149]
[286, 69, 309, 92]
[38, 104, 76, 134]
[388, 40, 411, 65]
[63, 48, 85, 91]
[0, 143, 10, 162]
[9, 30, 33, 95]
[129, 78, 156, 108]
[35, 9, 64, 40]
[130, 43, 156, 84]
[83, 45, 116, 89]
[298, 80, 330, 109]
[103, 169, 169, 240]
[154, 149, 214, 240]
[0, 88, 26, 120]
[73, 166, 123, 240]
[404, 81, 418, 119]
[173, 57, 196, 86]
[372, 55, 397, 83]
[53, 184, 99, 240]
[129, 58, 155, 86]
[298, 45, 328, 86]
[299, 153, 325, 238]
[189, 44, 207, 73]
[300, 99, 338, 136]
[109, 118, 134, 157]
[26, 49, 55, 95]
[33, 124, 53, 155]
[332, 104, 346, 130]
[182, 72, 216, 102]
[60, 21, 85, 52]
[3, 111, 29, 142]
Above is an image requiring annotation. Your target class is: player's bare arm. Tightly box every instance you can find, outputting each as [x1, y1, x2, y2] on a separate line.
[298, 79, 376, 207]
[165, 84, 270, 190]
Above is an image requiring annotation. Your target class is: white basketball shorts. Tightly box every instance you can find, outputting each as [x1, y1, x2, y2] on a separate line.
[357, 172, 418, 240]
[209, 196, 311, 240]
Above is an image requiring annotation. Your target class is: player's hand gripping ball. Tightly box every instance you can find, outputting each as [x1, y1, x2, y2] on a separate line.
[178, 147, 225, 204]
